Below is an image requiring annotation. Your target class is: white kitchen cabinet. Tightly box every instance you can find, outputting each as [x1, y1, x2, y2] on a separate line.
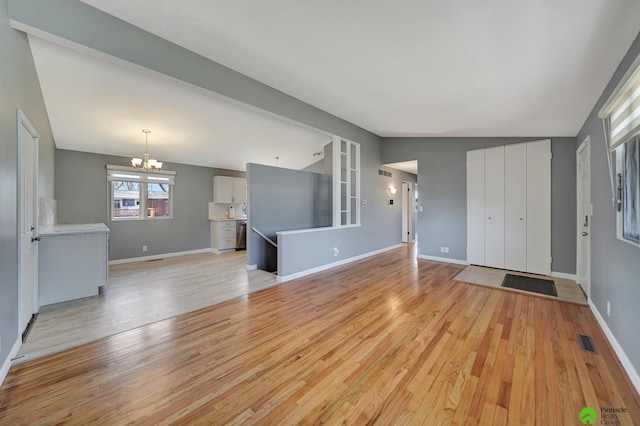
[213, 176, 247, 204]
[211, 220, 236, 253]
[39, 223, 109, 306]
[466, 140, 551, 275]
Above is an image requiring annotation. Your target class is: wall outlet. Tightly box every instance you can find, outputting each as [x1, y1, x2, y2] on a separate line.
[419, 205, 424, 212]
[607, 301, 611, 317]
[333, 247, 339, 257]
[142, 245, 148, 252]
[440, 247, 449, 254]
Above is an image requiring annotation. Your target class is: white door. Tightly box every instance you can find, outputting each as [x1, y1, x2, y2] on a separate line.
[505, 143, 527, 271]
[577, 137, 591, 297]
[484, 146, 505, 269]
[17, 110, 39, 336]
[466, 149, 485, 265]
[526, 139, 551, 275]
[401, 182, 414, 243]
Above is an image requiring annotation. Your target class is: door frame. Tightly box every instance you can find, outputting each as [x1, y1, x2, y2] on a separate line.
[17, 109, 40, 336]
[576, 136, 591, 298]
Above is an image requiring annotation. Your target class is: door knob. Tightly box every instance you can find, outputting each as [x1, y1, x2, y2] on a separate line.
[31, 236, 41, 242]
[581, 232, 588, 236]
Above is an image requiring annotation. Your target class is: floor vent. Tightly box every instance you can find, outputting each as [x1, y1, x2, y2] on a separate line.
[22, 313, 38, 342]
[578, 334, 598, 354]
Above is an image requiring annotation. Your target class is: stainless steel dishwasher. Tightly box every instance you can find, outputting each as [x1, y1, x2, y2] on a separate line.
[236, 220, 247, 250]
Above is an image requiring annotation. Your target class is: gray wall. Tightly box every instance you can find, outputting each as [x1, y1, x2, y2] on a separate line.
[276, 160, 418, 278]
[381, 137, 577, 274]
[576, 31, 640, 374]
[247, 163, 331, 271]
[0, 0, 55, 370]
[56, 149, 242, 260]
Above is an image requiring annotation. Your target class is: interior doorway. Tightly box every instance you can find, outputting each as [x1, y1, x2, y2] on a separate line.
[17, 110, 40, 339]
[576, 136, 591, 298]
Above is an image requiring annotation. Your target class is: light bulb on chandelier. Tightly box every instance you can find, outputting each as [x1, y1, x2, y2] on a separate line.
[131, 129, 163, 171]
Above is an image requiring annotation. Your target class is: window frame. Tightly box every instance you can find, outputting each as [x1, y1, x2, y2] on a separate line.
[600, 54, 640, 249]
[616, 137, 640, 247]
[332, 135, 361, 227]
[107, 165, 175, 222]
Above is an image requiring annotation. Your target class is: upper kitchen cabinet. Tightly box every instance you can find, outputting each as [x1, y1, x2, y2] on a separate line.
[214, 176, 247, 203]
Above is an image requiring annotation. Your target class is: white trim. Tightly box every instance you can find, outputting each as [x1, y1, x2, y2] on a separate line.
[277, 244, 401, 283]
[418, 254, 469, 265]
[0, 337, 22, 388]
[108, 248, 212, 265]
[246, 264, 257, 270]
[589, 300, 640, 395]
[211, 248, 235, 255]
[550, 271, 577, 281]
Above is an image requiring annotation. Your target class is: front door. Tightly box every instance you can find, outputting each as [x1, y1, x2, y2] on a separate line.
[577, 137, 591, 298]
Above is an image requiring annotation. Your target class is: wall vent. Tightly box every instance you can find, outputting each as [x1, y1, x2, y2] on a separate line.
[378, 170, 392, 177]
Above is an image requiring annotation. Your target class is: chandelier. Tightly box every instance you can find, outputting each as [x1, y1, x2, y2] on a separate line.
[131, 129, 163, 171]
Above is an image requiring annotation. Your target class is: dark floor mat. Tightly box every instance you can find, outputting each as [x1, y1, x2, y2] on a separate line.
[501, 273, 557, 297]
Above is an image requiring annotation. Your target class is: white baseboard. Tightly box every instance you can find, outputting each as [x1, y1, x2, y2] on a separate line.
[210, 248, 235, 255]
[246, 264, 257, 270]
[589, 299, 640, 395]
[417, 254, 469, 265]
[277, 244, 402, 283]
[0, 337, 21, 389]
[109, 248, 213, 265]
[551, 271, 577, 281]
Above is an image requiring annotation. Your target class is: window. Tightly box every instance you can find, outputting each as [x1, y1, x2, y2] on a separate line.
[600, 58, 640, 247]
[107, 166, 175, 221]
[332, 136, 360, 227]
[617, 137, 639, 246]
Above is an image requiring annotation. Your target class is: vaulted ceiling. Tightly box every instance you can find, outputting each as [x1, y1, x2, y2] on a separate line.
[27, 1, 640, 171]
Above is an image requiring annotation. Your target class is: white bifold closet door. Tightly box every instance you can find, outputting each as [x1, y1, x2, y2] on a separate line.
[526, 140, 551, 275]
[466, 149, 485, 265]
[466, 140, 551, 275]
[504, 143, 527, 271]
[484, 146, 505, 269]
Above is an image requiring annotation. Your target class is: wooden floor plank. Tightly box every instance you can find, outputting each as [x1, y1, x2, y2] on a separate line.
[1, 245, 639, 425]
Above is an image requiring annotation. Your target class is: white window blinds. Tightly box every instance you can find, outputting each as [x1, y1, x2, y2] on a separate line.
[600, 64, 640, 151]
[106, 165, 175, 185]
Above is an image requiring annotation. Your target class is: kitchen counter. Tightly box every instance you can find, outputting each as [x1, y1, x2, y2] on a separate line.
[40, 223, 110, 236]
[210, 217, 247, 222]
[39, 223, 109, 306]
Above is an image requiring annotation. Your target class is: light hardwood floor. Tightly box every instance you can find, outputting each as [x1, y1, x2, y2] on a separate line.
[17, 251, 277, 362]
[1, 245, 639, 424]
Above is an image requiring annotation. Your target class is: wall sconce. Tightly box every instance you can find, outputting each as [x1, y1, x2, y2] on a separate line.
[388, 186, 397, 196]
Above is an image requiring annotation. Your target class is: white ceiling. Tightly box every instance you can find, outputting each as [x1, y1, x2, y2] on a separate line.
[28, 36, 331, 171]
[79, 0, 640, 138]
[27, 2, 640, 172]
[385, 161, 418, 176]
